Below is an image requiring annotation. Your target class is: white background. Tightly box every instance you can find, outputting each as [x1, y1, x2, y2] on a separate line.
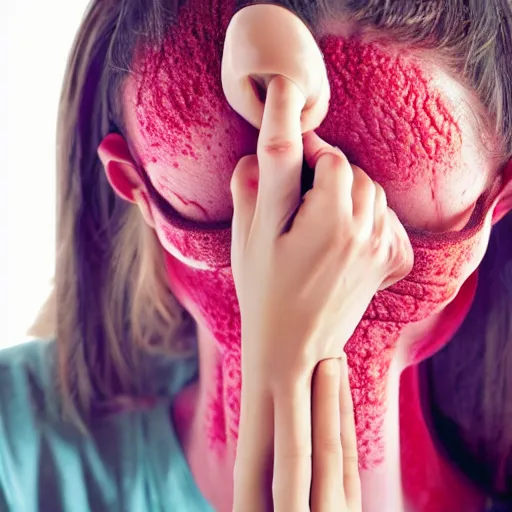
[3, 1, 91, 348]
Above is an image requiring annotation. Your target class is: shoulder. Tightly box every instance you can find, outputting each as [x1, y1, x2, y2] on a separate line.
[0, 340, 63, 461]
[0, 339, 58, 408]
[0, 340, 67, 511]
[0, 338, 56, 374]
[0, 339, 59, 414]
[0, 340, 206, 512]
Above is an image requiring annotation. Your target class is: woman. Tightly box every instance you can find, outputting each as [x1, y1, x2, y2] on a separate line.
[1, 0, 511, 511]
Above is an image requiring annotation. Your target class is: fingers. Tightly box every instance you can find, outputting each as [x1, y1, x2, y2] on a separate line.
[232, 389, 275, 512]
[310, 359, 344, 511]
[272, 378, 312, 512]
[339, 356, 361, 511]
[256, 75, 306, 234]
[297, 131, 353, 230]
[231, 155, 259, 251]
[303, 132, 354, 195]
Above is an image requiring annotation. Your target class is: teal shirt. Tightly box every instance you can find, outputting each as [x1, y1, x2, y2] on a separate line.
[0, 340, 213, 512]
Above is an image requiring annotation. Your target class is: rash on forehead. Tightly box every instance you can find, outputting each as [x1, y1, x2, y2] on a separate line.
[317, 36, 463, 187]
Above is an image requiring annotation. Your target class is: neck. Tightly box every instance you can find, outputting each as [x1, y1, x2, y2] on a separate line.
[171, 272, 479, 512]
[359, 357, 405, 511]
[175, 321, 408, 512]
[172, 319, 238, 512]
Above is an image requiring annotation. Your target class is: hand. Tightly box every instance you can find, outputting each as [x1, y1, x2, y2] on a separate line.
[310, 358, 362, 511]
[230, 75, 412, 511]
[230, 75, 413, 387]
[233, 357, 361, 512]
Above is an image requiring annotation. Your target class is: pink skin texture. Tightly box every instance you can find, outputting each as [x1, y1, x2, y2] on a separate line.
[119, 0, 504, 509]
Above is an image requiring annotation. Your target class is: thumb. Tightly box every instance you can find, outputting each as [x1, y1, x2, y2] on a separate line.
[231, 155, 259, 252]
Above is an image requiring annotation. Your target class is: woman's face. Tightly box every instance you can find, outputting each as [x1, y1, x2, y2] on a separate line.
[101, 1, 512, 466]
[121, 2, 503, 240]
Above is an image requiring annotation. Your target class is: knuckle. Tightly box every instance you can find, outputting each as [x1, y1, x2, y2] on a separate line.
[350, 225, 371, 246]
[343, 451, 359, 466]
[235, 153, 257, 170]
[370, 235, 384, 256]
[327, 227, 348, 253]
[315, 150, 351, 178]
[231, 155, 258, 191]
[232, 154, 256, 179]
[261, 138, 296, 156]
[280, 448, 312, 462]
[317, 436, 342, 453]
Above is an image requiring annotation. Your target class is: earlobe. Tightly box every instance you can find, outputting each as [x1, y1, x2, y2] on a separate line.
[492, 159, 512, 225]
[97, 133, 142, 203]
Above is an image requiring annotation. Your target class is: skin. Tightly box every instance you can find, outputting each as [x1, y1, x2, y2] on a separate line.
[97, 2, 512, 511]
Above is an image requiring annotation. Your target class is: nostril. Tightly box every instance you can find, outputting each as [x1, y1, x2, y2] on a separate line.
[221, 3, 330, 132]
[249, 75, 271, 103]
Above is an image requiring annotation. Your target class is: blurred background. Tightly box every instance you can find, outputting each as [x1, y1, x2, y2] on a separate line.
[3, 1, 90, 348]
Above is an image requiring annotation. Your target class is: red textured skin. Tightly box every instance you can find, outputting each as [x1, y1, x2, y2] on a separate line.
[317, 38, 461, 185]
[129, 0, 257, 222]
[125, 0, 498, 507]
[163, 197, 489, 470]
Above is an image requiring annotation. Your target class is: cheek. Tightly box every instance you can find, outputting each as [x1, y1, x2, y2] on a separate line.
[316, 37, 487, 231]
[124, 0, 258, 223]
[384, 166, 486, 232]
[125, 71, 258, 223]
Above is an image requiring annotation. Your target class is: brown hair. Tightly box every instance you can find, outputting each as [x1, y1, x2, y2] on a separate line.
[32, 0, 512, 497]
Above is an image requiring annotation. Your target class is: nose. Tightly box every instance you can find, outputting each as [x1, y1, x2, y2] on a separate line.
[221, 4, 330, 132]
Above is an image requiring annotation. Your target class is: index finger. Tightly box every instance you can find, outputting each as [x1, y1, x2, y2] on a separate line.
[256, 75, 306, 234]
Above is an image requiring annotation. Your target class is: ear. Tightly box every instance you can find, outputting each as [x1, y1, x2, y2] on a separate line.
[492, 159, 512, 225]
[97, 133, 155, 228]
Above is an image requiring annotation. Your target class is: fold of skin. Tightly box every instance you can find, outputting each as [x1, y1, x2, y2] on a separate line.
[121, 1, 503, 509]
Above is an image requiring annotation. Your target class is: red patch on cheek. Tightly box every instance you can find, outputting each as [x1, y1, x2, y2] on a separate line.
[129, 0, 258, 220]
[317, 37, 463, 192]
